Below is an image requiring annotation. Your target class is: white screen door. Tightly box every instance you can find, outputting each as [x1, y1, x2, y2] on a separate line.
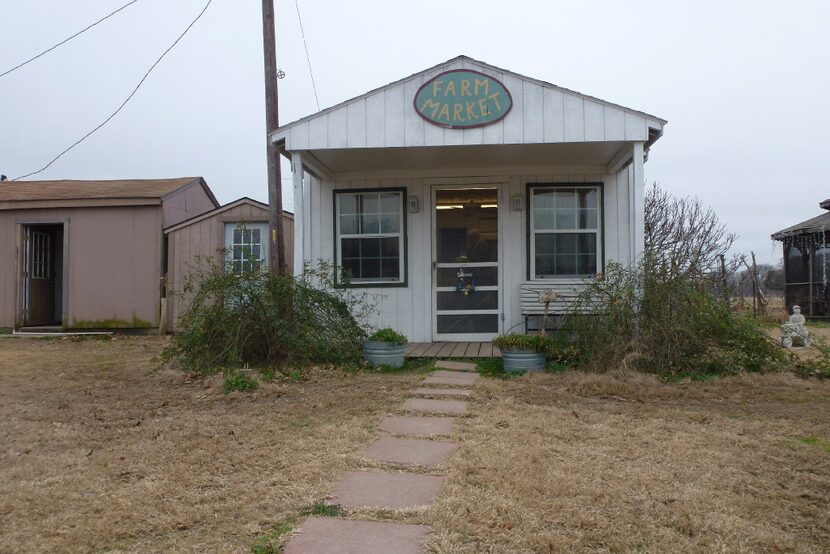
[432, 187, 501, 341]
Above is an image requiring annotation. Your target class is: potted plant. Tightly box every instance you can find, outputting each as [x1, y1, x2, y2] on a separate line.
[363, 328, 408, 368]
[492, 334, 551, 372]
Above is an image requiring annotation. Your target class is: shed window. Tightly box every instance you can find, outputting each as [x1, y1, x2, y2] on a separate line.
[530, 186, 601, 278]
[335, 190, 405, 285]
[224, 222, 269, 274]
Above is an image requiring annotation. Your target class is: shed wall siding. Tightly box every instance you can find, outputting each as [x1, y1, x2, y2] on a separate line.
[162, 182, 217, 228]
[279, 58, 658, 152]
[0, 206, 162, 329]
[165, 204, 293, 330]
[304, 167, 635, 342]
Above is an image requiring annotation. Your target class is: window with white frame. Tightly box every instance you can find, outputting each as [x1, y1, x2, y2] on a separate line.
[335, 189, 405, 284]
[530, 185, 601, 278]
[224, 222, 269, 274]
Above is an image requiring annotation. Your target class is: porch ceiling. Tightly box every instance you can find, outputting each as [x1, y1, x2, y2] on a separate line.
[298, 141, 629, 174]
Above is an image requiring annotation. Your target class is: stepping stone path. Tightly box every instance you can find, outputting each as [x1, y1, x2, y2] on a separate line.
[283, 360, 481, 553]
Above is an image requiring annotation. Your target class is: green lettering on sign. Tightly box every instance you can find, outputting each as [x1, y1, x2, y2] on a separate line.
[413, 70, 513, 129]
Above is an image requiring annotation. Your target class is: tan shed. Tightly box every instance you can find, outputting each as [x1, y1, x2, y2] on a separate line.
[0, 177, 218, 331]
[163, 197, 294, 331]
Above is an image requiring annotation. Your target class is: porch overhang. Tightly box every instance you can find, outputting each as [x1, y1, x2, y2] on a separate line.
[277, 140, 644, 178]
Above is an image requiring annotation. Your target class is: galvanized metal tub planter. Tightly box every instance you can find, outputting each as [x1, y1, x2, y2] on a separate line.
[363, 340, 406, 368]
[501, 348, 546, 372]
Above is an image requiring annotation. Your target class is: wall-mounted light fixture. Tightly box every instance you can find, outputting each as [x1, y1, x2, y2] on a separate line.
[408, 195, 420, 213]
[511, 193, 523, 211]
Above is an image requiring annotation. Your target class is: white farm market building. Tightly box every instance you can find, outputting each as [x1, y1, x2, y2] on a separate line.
[271, 56, 665, 342]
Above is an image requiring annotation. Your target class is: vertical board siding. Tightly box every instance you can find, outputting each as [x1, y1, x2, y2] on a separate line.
[346, 100, 367, 148]
[275, 59, 662, 150]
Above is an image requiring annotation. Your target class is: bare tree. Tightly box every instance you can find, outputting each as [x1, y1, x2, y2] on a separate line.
[644, 183, 737, 277]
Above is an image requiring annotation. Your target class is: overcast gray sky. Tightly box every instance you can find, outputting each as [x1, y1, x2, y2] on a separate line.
[2, 0, 828, 264]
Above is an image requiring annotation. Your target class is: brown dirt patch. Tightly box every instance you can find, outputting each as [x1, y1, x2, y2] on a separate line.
[0, 336, 421, 553]
[428, 370, 830, 553]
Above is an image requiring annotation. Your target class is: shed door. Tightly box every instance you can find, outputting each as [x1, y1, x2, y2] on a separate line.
[25, 229, 55, 326]
[432, 187, 501, 341]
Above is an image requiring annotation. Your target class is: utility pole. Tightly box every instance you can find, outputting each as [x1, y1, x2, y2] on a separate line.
[262, 0, 286, 272]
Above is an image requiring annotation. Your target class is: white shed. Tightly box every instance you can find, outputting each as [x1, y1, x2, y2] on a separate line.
[271, 55, 665, 342]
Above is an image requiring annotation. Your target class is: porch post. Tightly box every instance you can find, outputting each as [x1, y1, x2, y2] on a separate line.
[291, 151, 304, 277]
[630, 142, 646, 264]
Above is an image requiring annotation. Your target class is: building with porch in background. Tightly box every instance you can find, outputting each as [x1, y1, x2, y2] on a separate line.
[271, 56, 666, 342]
[772, 198, 830, 318]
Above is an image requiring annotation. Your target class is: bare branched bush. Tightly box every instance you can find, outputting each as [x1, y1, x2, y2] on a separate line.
[645, 183, 737, 277]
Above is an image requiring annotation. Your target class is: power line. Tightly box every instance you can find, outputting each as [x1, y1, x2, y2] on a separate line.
[0, 0, 141, 79]
[14, 0, 213, 181]
[294, 0, 320, 110]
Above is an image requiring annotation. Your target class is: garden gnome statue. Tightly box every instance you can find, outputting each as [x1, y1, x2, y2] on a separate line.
[781, 305, 811, 348]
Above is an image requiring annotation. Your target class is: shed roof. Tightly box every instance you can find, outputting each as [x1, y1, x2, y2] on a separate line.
[772, 211, 830, 240]
[0, 177, 213, 204]
[164, 197, 293, 234]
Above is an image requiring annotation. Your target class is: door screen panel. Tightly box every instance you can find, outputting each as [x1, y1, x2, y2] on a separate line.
[434, 188, 499, 338]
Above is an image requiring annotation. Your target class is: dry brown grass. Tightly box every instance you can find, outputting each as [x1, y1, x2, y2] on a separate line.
[2, 337, 829, 553]
[0, 336, 422, 553]
[427, 370, 830, 553]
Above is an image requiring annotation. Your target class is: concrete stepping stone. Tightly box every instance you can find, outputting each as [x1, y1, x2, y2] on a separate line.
[403, 398, 468, 415]
[331, 471, 444, 509]
[422, 372, 480, 386]
[284, 517, 429, 554]
[434, 360, 478, 372]
[362, 436, 457, 467]
[410, 387, 472, 397]
[378, 415, 456, 436]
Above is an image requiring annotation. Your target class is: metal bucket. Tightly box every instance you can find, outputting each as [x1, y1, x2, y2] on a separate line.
[363, 341, 406, 368]
[501, 349, 546, 372]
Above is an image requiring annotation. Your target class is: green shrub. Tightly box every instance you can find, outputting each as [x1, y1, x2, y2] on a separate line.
[492, 333, 552, 354]
[559, 260, 790, 377]
[366, 327, 408, 345]
[223, 372, 259, 393]
[161, 259, 374, 373]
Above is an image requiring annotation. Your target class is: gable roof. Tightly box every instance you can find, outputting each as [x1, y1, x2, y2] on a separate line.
[271, 55, 666, 152]
[163, 197, 292, 234]
[0, 177, 216, 205]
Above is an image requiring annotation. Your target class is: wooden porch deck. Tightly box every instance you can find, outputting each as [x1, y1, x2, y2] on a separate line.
[405, 342, 501, 358]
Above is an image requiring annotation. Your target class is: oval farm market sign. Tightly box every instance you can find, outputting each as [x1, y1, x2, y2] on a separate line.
[414, 70, 512, 129]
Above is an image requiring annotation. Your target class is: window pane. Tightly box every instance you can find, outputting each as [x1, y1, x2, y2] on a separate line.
[360, 214, 380, 234]
[339, 193, 358, 214]
[577, 254, 597, 275]
[380, 192, 400, 213]
[534, 209, 555, 229]
[577, 233, 597, 255]
[233, 261, 242, 274]
[555, 234, 577, 254]
[251, 229, 261, 243]
[535, 254, 556, 276]
[361, 258, 380, 279]
[341, 238, 359, 258]
[578, 208, 598, 229]
[233, 245, 242, 260]
[380, 237, 399, 257]
[381, 258, 400, 279]
[342, 257, 360, 279]
[340, 214, 358, 234]
[555, 255, 577, 275]
[555, 190, 577, 209]
[534, 190, 555, 208]
[380, 214, 400, 233]
[577, 189, 596, 209]
[555, 209, 576, 230]
[361, 237, 380, 258]
[361, 193, 380, 214]
[233, 229, 242, 243]
[252, 245, 261, 259]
